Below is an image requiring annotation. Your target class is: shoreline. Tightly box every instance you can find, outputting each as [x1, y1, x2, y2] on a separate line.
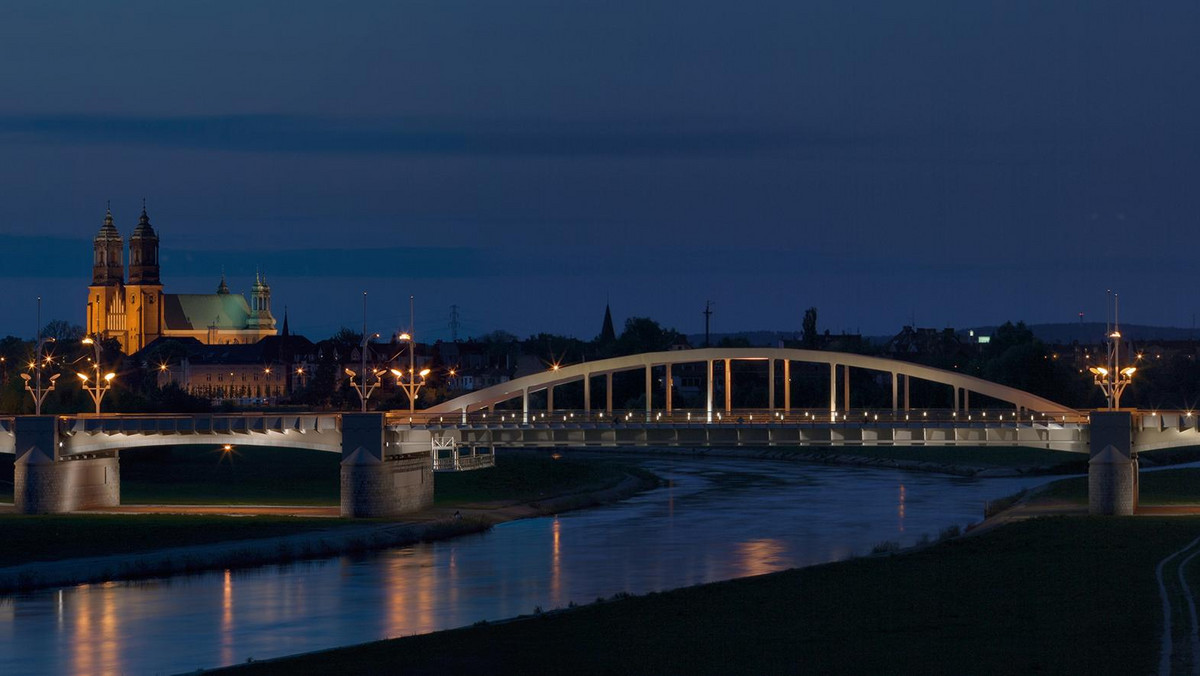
[0, 471, 658, 595]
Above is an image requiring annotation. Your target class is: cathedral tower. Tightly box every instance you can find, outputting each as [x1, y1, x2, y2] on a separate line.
[123, 204, 165, 352]
[91, 207, 123, 286]
[247, 271, 277, 331]
[87, 208, 127, 342]
[128, 203, 160, 284]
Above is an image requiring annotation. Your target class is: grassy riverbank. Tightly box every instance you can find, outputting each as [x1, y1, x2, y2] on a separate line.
[212, 516, 1200, 676]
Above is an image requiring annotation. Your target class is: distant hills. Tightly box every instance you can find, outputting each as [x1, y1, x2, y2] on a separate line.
[689, 323, 1198, 348]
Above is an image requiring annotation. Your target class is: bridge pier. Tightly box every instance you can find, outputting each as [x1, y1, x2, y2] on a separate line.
[340, 413, 433, 518]
[13, 416, 120, 514]
[1089, 410, 1137, 516]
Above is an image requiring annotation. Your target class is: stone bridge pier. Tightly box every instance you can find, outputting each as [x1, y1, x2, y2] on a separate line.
[340, 413, 433, 517]
[13, 416, 120, 514]
[1089, 411, 1137, 515]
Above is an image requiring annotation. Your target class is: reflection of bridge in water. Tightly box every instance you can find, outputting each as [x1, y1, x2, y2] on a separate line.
[1, 349, 1195, 517]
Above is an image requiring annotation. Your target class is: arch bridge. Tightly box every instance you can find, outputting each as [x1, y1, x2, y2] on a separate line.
[426, 347, 1077, 420]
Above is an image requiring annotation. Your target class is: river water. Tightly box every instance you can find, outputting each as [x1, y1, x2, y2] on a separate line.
[0, 456, 1052, 675]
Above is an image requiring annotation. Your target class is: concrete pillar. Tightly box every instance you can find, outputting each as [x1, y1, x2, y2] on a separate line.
[904, 375, 910, 412]
[605, 373, 613, 414]
[706, 360, 714, 422]
[547, 385, 555, 413]
[645, 365, 652, 420]
[665, 363, 673, 414]
[340, 412, 433, 518]
[891, 372, 898, 413]
[522, 388, 530, 423]
[1088, 411, 1135, 516]
[14, 416, 120, 514]
[783, 360, 791, 413]
[768, 358, 775, 412]
[842, 365, 850, 412]
[964, 389, 970, 411]
[583, 374, 591, 413]
[461, 407, 467, 424]
[724, 358, 732, 413]
[829, 363, 837, 413]
[954, 387, 960, 413]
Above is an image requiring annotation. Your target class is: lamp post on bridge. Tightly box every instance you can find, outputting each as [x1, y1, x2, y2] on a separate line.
[77, 334, 116, 415]
[392, 295, 427, 416]
[1089, 292, 1136, 409]
[21, 336, 58, 415]
[345, 292, 384, 412]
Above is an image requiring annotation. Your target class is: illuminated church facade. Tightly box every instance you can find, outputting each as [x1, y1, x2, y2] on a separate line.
[86, 206, 277, 354]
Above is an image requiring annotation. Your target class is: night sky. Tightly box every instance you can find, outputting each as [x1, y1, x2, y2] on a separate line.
[2, 1, 1197, 343]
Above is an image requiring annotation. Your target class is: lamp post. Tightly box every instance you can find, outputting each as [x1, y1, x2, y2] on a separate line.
[346, 333, 383, 412]
[21, 333, 59, 414]
[391, 366, 430, 416]
[78, 334, 115, 415]
[1089, 293, 1136, 409]
[392, 295, 428, 416]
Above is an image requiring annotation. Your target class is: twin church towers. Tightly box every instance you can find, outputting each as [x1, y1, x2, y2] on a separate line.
[86, 205, 278, 353]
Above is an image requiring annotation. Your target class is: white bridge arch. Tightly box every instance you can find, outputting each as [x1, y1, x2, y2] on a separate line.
[425, 347, 1077, 420]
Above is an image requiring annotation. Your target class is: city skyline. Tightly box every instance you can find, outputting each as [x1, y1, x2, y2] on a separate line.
[2, 2, 1198, 340]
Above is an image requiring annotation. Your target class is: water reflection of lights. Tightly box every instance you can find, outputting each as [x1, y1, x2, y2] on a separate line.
[383, 549, 439, 639]
[736, 539, 789, 577]
[221, 569, 234, 666]
[551, 517, 562, 605]
[898, 483, 906, 533]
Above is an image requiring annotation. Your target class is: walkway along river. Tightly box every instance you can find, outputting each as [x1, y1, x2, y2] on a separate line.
[0, 455, 1052, 675]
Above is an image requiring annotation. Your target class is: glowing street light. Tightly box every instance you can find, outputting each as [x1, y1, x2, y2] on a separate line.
[393, 295, 426, 416]
[1091, 293, 1135, 409]
[78, 334, 116, 415]
[24, 308, 58, 414]
[77, 370, 116, 415]
[345, 292, 383, 412]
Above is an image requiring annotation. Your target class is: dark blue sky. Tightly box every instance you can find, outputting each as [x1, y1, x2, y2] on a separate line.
[2, 1, 1197, 341]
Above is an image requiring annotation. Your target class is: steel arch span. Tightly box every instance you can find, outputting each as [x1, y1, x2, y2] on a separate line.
[424, 347, 1077, 417]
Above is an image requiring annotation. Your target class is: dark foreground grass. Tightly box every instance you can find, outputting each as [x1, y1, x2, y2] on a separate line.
[120, 445, 341, 505]
[213, 516, 1200, 676]
[0, 514, 361, 568]
[1039, 466, 1200, 506]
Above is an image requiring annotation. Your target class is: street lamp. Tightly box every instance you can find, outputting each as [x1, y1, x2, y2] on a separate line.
[1090, 293, 1136, 409]
[391, 366, 430, 416]
[392, 294, 427, 416]
[78, 334, 116, 415]
[22, 335, 58, 414]
[345, 330, 383, 412]
[77, 370, 116, 415]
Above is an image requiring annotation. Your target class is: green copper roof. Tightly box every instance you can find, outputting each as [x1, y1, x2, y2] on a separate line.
[163, 293, 253, 331]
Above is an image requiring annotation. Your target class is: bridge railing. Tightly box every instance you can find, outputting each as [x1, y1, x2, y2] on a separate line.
[389, 408, 1091, 427]
[388, 410, 1094, 425]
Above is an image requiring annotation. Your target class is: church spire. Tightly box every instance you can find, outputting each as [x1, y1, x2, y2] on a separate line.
[92, 205, 124, 286]
[599, 302, 616, 343]
[216, 271, 230, 294]
[128, 201, 160, 285]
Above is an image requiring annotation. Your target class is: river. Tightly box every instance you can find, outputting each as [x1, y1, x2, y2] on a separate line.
[0, 455, 1052, 675]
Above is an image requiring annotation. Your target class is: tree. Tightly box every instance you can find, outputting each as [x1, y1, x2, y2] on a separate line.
[802, 307, 819, 349]
[41, 320, 83, 341]
[614, 317, 682, 355]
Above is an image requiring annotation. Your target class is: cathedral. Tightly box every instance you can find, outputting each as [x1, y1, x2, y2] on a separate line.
[86, 205, 278, 353]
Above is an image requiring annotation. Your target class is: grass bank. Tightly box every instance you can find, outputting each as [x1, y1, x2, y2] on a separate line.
[211, 516, 1199, 676]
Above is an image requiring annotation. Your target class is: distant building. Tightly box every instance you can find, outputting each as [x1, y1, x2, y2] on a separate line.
[148, 330, 316, 404]
[86, 205, 278, 354]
